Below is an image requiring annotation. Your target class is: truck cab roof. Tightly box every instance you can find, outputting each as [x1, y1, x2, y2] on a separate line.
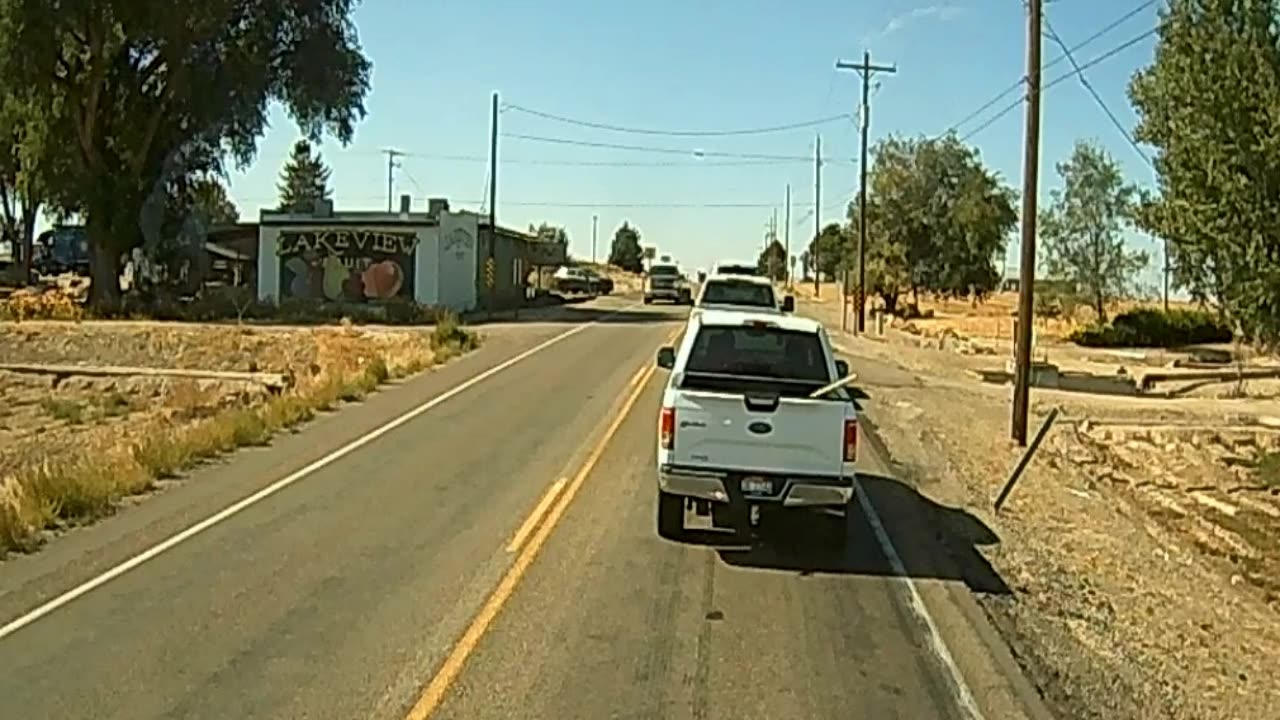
[688, 308, 822, 335]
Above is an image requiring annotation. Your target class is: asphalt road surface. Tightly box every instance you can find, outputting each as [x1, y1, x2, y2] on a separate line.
[0, 297, 1050, 720]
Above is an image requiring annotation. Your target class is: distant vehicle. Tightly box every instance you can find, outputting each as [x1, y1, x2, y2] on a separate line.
[582, 268, 613, 295]
[553, 266, 612, 296]
[644, 263, 692, 305]
[653, 308, 857, 540]
[712, 261, 760, 277]
[33, 226, 90, 276]
[691, 274, 794, 319]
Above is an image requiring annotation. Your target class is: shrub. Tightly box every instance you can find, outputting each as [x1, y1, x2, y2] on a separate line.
[1069, 307, 1232, 348]
[430, 311, 478, 352]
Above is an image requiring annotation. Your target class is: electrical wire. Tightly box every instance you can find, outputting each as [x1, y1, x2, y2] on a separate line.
[501, 132, 849, 163]
[941, 0, 1159, 137]
[1043, 18, 1156, 169]
[502, 103, 853, 137]
[958, 24, 1161, 142]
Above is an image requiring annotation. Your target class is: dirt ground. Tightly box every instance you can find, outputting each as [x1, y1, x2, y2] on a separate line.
[795, 289, 1280, 720]
[0, 320, 457, 553]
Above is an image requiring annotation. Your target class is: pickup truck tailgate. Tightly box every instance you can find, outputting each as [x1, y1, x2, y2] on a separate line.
[670, 390, 846, 476]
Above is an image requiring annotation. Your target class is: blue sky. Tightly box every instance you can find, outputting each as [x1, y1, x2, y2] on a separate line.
[217, 0, 1164, 286]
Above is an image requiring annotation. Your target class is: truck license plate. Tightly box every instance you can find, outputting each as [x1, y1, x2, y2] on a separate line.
[741, 477, 771, 494]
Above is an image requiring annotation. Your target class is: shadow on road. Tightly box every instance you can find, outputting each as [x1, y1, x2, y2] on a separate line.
[710, 473, 1011, 595]
[465, 298, 685, 326]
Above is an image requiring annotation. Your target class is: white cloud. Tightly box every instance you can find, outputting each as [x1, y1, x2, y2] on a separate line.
[871, 4, 966, 43]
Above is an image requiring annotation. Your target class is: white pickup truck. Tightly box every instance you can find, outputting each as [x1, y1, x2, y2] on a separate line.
[653, 309, 857, 540]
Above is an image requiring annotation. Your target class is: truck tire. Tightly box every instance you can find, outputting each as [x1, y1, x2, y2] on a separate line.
[657, 491, 685, 540]
[643, 296, 653, 305]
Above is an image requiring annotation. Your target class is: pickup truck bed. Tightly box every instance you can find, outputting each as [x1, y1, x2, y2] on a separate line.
[654, 310, 857, 541]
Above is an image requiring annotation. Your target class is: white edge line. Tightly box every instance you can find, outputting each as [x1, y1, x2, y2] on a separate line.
[505, 478, 567, 554]
[0, 307, 636, 641]
[853, 480, 987, 720]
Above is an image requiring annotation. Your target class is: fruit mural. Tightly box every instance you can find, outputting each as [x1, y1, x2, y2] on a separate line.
[276, 229, 417, 302]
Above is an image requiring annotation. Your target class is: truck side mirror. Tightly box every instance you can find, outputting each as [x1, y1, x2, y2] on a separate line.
[835, 359, 849, 378]
[781, 295, 795, 312]
[656, 346, 677, 369]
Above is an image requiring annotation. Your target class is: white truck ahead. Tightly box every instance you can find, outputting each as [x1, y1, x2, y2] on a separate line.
[653, 309, 857, 540]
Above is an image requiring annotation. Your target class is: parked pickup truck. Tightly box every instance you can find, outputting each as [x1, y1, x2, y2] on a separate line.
[653, 309, 857, 541]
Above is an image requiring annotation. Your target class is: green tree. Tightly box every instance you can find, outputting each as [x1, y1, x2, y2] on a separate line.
[805, 223, 848, 280]
[0, 89, 64, 283]
[1129, 0, 1280, 344]
[278, 140, 333, 213]
[757, 239, 787, 281]
[0, 1, 372, 307]
[189, 177, 240, 226]
[608, 221, 643, 272]
[1040, 141, 1147, 323]
[858, 134, 1017, 313]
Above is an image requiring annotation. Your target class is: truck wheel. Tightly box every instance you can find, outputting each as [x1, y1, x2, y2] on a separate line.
[657, 491, 685, 540]
[643, 296, 653, 305]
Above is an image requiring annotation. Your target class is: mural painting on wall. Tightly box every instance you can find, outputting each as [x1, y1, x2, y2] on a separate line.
[277, 229, 418, 302]
[442, 227, 474, 261]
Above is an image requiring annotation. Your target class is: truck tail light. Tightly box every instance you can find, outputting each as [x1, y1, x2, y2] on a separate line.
[660, 407, 675, 450]
[843, 419, 857, 462]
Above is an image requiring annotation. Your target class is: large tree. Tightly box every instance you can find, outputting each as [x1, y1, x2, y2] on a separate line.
[0, 90, 58, 283]
[189, 177, 240, 226]
[757, 239, 787, 281]
[0, 1, 372, 307]
[805, 222, 848, 281]
[1129, 0, 1280, 344]
[608, 221, 643, 272]
[277, 139, 333, 212]
[858, 134, 1017, 313]
[1040, 140, 1147, 323]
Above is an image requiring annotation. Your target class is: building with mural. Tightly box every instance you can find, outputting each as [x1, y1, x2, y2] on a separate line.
[256, 197, 564, 312]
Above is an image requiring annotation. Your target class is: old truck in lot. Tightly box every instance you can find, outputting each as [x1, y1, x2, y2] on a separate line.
[653, 308, 857, 540]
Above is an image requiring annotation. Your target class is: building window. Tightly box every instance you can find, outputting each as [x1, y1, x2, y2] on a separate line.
[512, 257, 524, 286]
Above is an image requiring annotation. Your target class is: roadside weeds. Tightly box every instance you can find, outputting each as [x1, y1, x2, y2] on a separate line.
[0, 317, 479, 556]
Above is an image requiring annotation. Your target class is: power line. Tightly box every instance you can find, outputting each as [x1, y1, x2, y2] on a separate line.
[959, 24, 1161, 142]
[1043, 18, 1156, 169]
[942, 1, 1159, 137]
[501, 132, 852, 163]
[232, 196, 817, 210]
[405, 153, 814, 167]
[502, 102, 853, 137]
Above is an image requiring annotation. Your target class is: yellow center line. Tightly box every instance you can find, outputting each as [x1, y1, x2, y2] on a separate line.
[404, 362, 660, 720]
[504, 478, 567, 554]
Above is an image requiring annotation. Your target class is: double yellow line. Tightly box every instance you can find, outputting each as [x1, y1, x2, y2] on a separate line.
[404, 322, 683, 719]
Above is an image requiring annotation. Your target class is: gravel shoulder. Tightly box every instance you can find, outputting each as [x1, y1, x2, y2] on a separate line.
[797, 293, 1280, 720]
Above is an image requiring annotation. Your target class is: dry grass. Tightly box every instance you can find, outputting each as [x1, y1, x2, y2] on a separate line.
[0, 321, 480, 556]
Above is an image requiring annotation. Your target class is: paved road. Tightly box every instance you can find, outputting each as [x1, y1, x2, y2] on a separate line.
[0, 298, 1049, 720]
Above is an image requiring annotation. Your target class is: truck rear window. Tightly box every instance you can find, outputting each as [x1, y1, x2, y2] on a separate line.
[700, 280, 775, 307]
[650, 265, 680, 276]
[684, 325, 828, 383]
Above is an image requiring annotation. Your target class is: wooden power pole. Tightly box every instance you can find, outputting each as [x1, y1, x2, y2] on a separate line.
[1011, 0, 1043, 446]
[813, 134, 822, 297]
[836, 51, 896, 334]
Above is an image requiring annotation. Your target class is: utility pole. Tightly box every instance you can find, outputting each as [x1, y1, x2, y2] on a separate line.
[1011, 0, 1043, 446]
[592, 214, 599, 264]
[784, 184, 791, 289]
[769, 208, 779, 280]
[837, 51, 896, 334]
[487, 92, 499, 312]
[383, 149, 404, 212]
[813, 134, 822, 297]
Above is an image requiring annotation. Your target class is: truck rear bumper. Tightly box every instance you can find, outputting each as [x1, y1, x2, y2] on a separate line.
[658, 466, 853, 507]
